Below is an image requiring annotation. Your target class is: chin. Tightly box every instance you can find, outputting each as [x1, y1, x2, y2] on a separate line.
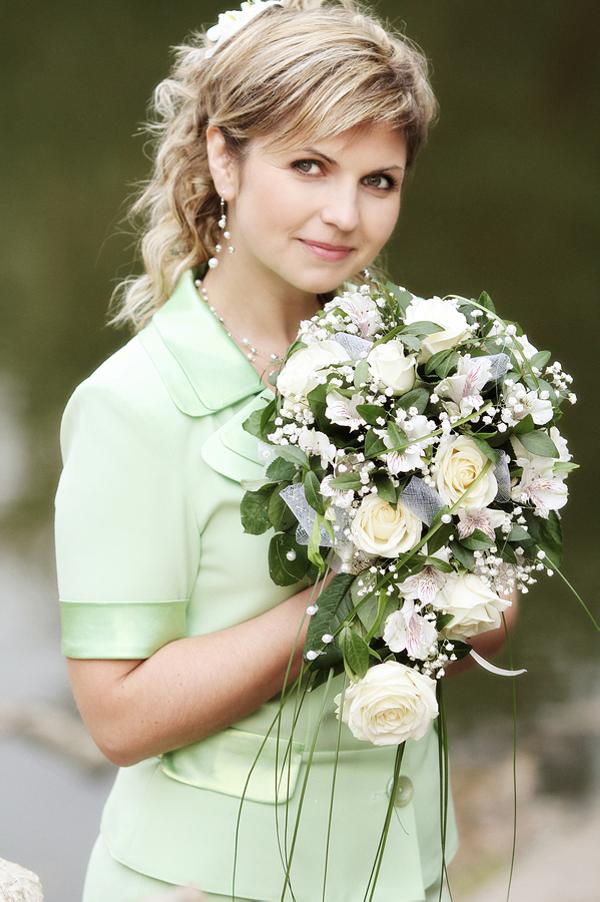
[286, 266, 357, 297]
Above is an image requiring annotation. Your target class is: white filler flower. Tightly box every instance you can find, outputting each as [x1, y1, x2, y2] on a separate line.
[333, 660, 439, 745]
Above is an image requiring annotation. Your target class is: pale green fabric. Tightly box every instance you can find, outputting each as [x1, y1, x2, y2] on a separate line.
[54, 264, 459, 901]
[83, 832, 451, 901]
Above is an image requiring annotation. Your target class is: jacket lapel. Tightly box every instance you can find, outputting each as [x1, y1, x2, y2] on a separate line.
[137, 264, 277, 483]
[138, 265, 266, 417]
[199, 387, 275, 483]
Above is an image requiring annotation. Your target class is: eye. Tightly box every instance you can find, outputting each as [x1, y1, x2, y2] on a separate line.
[364, 173, 399, 191]
[292, 159, 322, 176]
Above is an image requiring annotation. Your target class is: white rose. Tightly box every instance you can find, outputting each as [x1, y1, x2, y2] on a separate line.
[333, 660, 438, 746]
[350, 494, 422, 557]
[404, 296, 469, 362]
[366, 339, 416, 395]
[434, 435, 498, 509]
[276, 340, 350, 401]
[434, 573, 511, 639]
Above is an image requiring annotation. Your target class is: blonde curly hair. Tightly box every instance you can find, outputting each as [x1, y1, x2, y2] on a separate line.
[108, 0, 439, 333]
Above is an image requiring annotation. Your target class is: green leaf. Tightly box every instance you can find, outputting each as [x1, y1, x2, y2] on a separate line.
[399, 320, 444, 337]
[356, 403, 386, 425]
[436, 612, 455, 631]
[524, 509, 563, 567]
[424, 555, 454, 573]
[265, 456, 297, 482]
[341, 627, 370, 679]
[304, 573, 356, 659]
[384, 282, 414, 315]
[512, 414, 535, 435]
[353, 359, 371, 390]
[242, 408, 266, 440]
[259, 398, 277, 432]
[518, 430, 559, 458]
[507, 525, 532, 544]
[268, 531, 310, 585]
[328, 473, 362, 490]
[306, 382, 328, 424]
[373, 470, 397, 504]
[449, 540, 475, 570]
[553, 460, 579, 474]
[307, 513, 326, 571]
[396, 387, 430, 414]
[387, 421, 408, 449]
[530, 350, 551, 370]
[240, 484, 277, 534]
[273, 444, 310, 469]
[460, 529, 495, 551]
[468, 435, 499, 464]
[267, 484, 297, 531]
[304, 469, 325, 515]
[477, 291, 496, 314]
[424, 348, 459, 379]
[364, 428, 387, 458]
[426, 522, 453, 556]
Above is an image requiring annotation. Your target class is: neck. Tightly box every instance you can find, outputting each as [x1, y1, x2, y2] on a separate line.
[198, 249, 325, 354]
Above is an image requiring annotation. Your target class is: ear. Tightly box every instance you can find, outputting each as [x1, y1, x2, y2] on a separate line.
[205, 125, 239, 201]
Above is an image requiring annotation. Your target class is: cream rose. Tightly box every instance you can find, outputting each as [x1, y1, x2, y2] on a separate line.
[404, 296, 469, 362]
[366, 339, 416, 395]
[433, 573, 511, 640]
[350, 494, 422, 558]
[434, 435, 498, 509]
[276, 340, 350, 401]
[333, 660, 438, 746]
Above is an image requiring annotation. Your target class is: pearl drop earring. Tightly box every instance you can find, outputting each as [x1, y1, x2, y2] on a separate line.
[208, 195, 236, 269]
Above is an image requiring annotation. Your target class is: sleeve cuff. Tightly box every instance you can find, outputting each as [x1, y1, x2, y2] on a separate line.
[59, 599, 189, 658]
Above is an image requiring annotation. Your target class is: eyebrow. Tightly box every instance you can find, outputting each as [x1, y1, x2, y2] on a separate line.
[299, 146, 405, 172]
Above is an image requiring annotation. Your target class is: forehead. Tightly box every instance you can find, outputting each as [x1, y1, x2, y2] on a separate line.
[250, 121, 407, 160]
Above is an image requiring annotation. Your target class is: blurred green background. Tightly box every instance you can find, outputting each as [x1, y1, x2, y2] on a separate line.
[1, 2, 598, 900]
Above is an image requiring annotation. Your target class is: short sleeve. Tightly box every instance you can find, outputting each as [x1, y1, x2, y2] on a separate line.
[54, 375, 200, 659]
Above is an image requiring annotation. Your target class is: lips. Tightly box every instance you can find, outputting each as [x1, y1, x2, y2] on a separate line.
[298, 239, 354, 261]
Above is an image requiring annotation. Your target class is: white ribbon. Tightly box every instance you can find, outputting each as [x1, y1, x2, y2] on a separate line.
[468, 647, 527, 677]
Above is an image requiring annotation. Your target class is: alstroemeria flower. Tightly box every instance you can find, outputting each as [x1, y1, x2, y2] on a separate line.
[333, 289, 384, 338]
[437, 355, 493, 416]
[456, 507, 511, 540]
[382, 414, 436, 474]
[383, 598, 438, 660]
[325, 390, 366, 432]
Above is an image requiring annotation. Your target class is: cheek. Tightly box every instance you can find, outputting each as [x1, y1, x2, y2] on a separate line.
[239, 171, 306, 236]
[366, 198, 401, 244]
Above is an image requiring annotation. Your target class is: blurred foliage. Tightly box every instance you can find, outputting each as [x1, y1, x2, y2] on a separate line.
[1, 1, 598, 727]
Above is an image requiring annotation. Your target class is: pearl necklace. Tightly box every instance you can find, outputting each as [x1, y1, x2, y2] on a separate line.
[194, 278, 284, 366]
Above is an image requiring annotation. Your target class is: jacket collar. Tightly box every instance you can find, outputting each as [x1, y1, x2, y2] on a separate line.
[138, 262, 267, 417]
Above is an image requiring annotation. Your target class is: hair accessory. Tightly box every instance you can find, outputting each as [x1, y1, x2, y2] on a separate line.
[208, 196, 235, 268]
[205, 0, 284, 59]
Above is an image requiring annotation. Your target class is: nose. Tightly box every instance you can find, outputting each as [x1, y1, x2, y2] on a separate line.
[320, 183, 360, 234]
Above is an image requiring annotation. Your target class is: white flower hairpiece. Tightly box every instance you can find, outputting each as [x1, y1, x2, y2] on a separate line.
[205, 0, 284, 58]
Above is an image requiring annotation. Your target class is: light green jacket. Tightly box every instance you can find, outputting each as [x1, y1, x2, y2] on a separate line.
[54, 264, 458, 901]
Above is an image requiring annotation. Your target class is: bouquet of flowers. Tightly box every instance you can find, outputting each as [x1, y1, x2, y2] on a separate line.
[236, 276, 590, 899]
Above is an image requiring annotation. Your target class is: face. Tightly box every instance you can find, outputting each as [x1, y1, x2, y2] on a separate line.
[209, 121, 408, 296]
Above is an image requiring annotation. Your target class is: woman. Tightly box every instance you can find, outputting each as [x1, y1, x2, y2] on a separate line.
[54, 1, 517, 899]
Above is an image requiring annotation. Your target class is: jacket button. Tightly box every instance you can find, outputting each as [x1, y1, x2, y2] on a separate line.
[386, 775, 414, 807]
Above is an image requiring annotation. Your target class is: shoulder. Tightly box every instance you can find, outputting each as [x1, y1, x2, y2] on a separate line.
[59, 334, 188, 457]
